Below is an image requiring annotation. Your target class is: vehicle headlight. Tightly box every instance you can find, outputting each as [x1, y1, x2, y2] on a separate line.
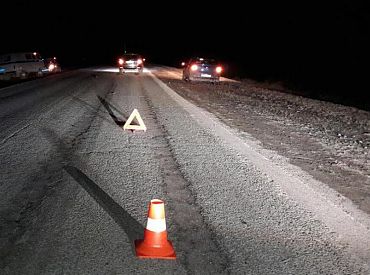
[215, 66, 222, 74]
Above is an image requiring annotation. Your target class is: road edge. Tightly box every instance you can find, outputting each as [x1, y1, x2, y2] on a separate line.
[149, 72, 370, 269]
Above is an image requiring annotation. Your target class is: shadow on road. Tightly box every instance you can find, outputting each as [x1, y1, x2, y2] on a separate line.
[97, 96, 128, 126]
[69, 95, 123, 127]
[64, 166, 144, 252]
[42, 128, 144, 254]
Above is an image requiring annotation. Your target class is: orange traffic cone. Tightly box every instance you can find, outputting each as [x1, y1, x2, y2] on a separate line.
[135, 199, 176, 259]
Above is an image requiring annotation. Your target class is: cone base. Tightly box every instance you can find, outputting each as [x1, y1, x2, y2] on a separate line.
[135, 239, 176, 259]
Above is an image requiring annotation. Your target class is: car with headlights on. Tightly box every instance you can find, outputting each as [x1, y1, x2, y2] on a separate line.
[182, 57, 223, 82]
[44, 57, 61, 73]
[117, 53, 144, 74]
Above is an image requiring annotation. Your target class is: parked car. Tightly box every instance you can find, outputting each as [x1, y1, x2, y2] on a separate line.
[182, 57, 223, 82]
[0, 52, 48, 80]
[44, 57, 61, 73]
[117, 53, 144, 74]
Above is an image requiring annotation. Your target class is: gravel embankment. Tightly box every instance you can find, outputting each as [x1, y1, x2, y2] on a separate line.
[154, 73, 370, 215]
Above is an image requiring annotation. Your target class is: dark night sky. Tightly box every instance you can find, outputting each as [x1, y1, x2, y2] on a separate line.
[1, 1, 370, 99]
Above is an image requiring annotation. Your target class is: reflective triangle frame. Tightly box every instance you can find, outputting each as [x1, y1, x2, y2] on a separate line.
[123, 109, 147, 132]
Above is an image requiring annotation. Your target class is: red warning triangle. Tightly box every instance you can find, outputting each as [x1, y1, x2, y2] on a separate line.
[123, 109, 147, 132]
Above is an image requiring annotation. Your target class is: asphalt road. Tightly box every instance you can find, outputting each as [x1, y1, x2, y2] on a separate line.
[0, 67, 369, 274]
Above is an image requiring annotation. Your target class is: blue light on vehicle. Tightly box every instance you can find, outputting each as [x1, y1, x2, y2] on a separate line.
[0, 67, 5, 74]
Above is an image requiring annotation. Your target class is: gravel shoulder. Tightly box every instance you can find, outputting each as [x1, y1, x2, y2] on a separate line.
[153, 68, 370, 217]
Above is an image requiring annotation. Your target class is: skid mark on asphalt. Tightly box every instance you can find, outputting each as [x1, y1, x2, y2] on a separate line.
[0, 123, 33, 146]
[0, 74, 93, 148]
[97, 96, 128, 127]
[139, 81, 230, 274]
[0, 76, 118, 268]
[64, 166, 144, 253]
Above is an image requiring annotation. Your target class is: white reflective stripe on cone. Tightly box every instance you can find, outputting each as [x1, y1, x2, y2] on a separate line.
[146, 218, 166, 233]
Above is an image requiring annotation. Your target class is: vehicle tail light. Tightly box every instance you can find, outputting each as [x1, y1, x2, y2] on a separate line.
[191, 64, 198, 71]
[215, 66, 222, 74]
[137, 59, 143, 65]
[118, 58, 124, 65]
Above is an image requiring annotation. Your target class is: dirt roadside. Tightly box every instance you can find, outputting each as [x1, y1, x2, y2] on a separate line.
[153, 71, 370, 217]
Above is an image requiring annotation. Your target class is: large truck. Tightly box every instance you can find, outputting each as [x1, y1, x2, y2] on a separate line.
[0, 52, 48, 80]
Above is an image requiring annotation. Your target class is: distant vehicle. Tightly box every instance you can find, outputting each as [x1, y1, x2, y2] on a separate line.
[0, 52, 48, 80]
[117, 53, 144, 74]
[182, 57, 223, 82]
[44, 57, 61, 73]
